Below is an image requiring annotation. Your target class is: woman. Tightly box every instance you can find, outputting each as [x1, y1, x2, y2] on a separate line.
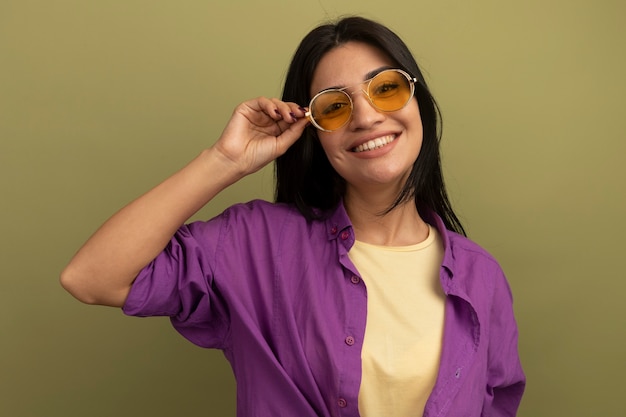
[61, 16, 525, 417]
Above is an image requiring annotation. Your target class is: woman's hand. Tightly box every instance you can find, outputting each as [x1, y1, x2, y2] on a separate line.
[211, 97, 309, 178]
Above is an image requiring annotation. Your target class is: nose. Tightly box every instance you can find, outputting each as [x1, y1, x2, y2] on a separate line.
[348, 89, 385, 130]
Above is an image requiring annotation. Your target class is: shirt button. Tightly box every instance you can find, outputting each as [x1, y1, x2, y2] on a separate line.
[330, 226, 338, 234]
[340, 231, 350, 240]
[337, 398, 347, 408]
[345, 336, 355, 346]
[350, 275, 360, 284]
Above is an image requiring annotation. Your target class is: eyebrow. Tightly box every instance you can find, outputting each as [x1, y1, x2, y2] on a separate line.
[315, 65, 396, 94]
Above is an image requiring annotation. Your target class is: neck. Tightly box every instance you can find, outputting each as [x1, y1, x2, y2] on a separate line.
[344, 189, 428, 246]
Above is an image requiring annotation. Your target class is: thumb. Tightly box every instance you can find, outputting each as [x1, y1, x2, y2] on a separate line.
[274, 116, 310, 155]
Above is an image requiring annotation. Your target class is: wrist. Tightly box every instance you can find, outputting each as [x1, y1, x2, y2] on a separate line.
[197, 147, 247, 187]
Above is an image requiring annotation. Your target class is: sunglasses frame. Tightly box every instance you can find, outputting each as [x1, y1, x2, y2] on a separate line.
[305, 69, 418, 132]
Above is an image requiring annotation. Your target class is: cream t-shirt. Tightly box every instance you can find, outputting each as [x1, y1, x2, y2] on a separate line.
[349, 225, 445, 417]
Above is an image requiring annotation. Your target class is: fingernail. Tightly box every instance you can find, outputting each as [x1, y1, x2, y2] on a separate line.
[274, 109, 283, 119]
[290, 112, 298, 122]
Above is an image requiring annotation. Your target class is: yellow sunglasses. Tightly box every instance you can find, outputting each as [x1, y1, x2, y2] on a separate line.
[305, 69, 417, 132]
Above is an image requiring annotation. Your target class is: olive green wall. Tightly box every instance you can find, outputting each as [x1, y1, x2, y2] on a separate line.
[1, 1, 624, 416]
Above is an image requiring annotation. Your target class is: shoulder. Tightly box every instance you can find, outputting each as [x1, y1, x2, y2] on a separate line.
[219, 199, 309, 231]
[423, 209, 501, 273]
[185, 199, 317, 240]
[440, 229, 511, 298]
[446, 230, 501, 269]
[222, 199, 299, 219]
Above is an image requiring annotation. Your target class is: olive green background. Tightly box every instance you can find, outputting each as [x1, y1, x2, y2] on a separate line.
[1, 1, 624, 416]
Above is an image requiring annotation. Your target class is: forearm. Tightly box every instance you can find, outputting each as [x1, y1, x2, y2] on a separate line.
[60, 147, 243, 307]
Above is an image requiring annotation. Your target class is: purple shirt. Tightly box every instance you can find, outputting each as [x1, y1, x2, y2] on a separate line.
[123, 200, 525, 416]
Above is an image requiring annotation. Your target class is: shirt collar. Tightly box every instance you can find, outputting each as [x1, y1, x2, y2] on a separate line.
[325, 200, 457, 282]
[420, 208, 457, 296]
[324, 201, 354, 241]
[325, 201, 452, 257]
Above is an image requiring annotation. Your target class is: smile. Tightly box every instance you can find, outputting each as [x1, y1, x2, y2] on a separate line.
[352, 135, 397, 153]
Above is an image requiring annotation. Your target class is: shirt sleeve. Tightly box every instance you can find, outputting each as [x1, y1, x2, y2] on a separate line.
[482, 268, 526, 416]
[122, 217, 230, 349]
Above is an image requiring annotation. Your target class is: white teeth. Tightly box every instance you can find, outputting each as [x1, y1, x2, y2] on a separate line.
[353, 135, 396, 153]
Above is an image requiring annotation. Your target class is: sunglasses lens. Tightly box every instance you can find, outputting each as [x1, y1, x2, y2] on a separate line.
[310, 90, 352, 131]
[369, 70, 413, 111]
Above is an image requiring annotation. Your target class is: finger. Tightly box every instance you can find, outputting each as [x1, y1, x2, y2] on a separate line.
[239, 97, 308, 146]
[268, 98, 307, 123]
[250, 97, 285, 123]
[273, 105, 309, 137]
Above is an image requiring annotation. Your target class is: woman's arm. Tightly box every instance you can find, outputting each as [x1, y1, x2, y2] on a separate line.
[60, 98, 308, 307]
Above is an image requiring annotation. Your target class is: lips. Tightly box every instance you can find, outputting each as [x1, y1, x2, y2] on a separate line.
[351, 134, 397, 153]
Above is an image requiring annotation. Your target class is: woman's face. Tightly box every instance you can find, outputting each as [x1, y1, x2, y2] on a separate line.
[310, 41, 423, 195]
